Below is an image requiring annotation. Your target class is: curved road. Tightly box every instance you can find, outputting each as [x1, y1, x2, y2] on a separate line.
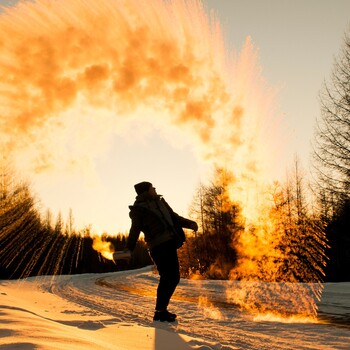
[44, 267, 350, 350]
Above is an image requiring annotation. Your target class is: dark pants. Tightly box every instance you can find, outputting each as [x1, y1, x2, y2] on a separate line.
[150, 239, 180, 311]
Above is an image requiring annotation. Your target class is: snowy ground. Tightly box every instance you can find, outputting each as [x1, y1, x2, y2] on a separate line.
[0, 266, 349, 349]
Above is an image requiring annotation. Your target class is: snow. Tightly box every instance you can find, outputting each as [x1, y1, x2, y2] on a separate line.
[0, 266, 349, 349]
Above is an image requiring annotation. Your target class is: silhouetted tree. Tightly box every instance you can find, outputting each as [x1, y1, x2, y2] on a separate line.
[313, 30, 350, 212]
[312, 29, 350, 281]
[324, 199, 350, 281]
[0, 165, 43, 278]
[179, 168, 242, 279]
[271, 159, 327, 283]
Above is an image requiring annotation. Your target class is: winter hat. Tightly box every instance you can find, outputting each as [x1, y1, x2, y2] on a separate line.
[134, 181, 152, 195]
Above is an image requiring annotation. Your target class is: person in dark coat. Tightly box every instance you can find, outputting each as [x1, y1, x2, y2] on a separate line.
[124, 181, 198, 322]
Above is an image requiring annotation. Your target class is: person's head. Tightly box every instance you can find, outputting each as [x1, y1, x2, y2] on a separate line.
[134, 181, 157, 197]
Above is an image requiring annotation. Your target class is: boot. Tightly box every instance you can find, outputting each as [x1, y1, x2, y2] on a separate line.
[153, 310, 177, 322]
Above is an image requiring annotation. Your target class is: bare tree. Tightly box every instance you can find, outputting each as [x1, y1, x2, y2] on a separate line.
[312, 30, 350, 215]
[312, 29, 350, 281]
[274, 159, 327, 283]
[180, 168, 242, 279]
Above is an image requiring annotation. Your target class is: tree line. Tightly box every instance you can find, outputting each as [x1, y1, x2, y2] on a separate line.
[0, 164, 152, 279]
[0, 157, 342, 282]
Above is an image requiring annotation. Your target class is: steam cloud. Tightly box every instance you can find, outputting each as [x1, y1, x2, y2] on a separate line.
[0, 0, 276, 191]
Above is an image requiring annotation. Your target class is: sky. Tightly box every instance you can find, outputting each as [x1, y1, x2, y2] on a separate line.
[1, 0, 349, 234]
[204, 0, 350, 170]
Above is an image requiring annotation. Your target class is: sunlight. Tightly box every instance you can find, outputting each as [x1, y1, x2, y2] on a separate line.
[253, 312, 318, 324]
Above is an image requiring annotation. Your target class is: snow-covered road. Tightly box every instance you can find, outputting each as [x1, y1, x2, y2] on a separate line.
[40, 266, 350, 350]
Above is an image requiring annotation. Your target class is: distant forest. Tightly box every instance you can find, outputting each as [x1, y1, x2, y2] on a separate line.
[0, 160, 349, 282]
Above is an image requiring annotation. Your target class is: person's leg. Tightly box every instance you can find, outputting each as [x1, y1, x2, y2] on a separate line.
[150, 240, 180, 313]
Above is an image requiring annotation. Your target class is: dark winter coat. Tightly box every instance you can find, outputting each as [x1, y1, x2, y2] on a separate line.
[125, 193, 196, 251]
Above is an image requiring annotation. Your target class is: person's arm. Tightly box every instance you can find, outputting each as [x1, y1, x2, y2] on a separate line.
[172, 212, 198, 231]
[162, 198, 198, 231]
[125, 207, 142, 252]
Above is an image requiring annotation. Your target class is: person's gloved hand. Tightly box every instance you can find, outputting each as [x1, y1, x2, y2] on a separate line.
[190, 221, 198, 232]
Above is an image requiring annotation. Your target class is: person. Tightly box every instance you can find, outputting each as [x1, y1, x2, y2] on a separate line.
[124, 181, 198, 322]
